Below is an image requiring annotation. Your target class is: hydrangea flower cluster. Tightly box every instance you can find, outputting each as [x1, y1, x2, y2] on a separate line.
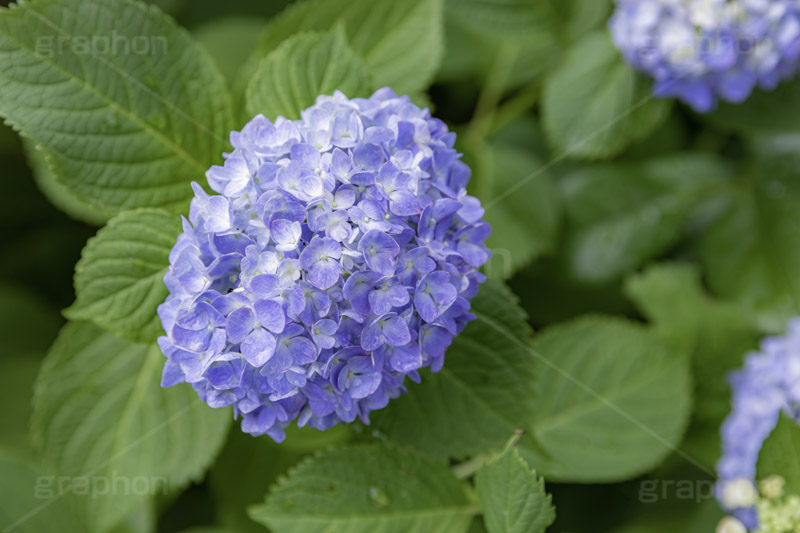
[716, 476, 800, 533]
[156, 88, 491, 442]
[717, 319, 800, 530]
[754, 476, 800, 533]
[609, 0, 800, 112]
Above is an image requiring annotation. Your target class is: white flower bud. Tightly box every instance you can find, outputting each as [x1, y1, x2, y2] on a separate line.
[721, 479, 758, 509]
[716, 516, 747, 533]
[759, 475, 785, 500]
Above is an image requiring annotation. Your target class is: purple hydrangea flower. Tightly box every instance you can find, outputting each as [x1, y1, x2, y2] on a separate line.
[609, 0, 800, 112]
[157, 88, 491, 442]
[717, 319, 800, 529]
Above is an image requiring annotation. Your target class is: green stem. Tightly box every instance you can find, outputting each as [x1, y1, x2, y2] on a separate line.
[488, 82, 541, 137]
[452, 454, 492, 480]
[465, 42, 520, 148]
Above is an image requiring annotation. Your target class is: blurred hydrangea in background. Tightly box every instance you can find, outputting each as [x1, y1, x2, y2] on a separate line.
[157, 88, 491, 442]
[609, 0, 800, 112]
[717, 319, 800, 530]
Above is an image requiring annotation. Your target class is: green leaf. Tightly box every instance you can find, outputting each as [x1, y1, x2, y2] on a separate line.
[193, 16, 268, 84]
[446, 0, 557, 39]
[438, 8, 560, 91]
[436, 15, 485, 83]
[376, 287, 688, 482]
[31, 322, 230, 533]
[560, 154, 730, 283]
[522, 316, 692, 482]
[701, 172, 800, 333]
[246, 27, 372, 120]
[622, 112, 690, 160]
[0, 354, 44, 456]
[707, 78, 800, 134]
[372, 280, 537, 459]
[0, 284, 62, 455]
[280, 423, 352, 454]
[625, 263, 758, 467]
[542, 31, 672, 160]
[475, 144, 561, 278]
[248, 443, 477, 533]
[0, 0, 234, 215]
[23, 141, 107, 226]
[64, 209, 179, 344]
[757, 414, 800, 495]
[193, 15, 268, 124]
[210, 433, 307, 533]
[747, 133, 800, 180]
[108, 501, 155, 533]
[552, 0, 612, 42]
[248, 0, 443, 96]
[0, 448, 89, 533]
[209, 425, 350, 533]
[475, 444, 555, 533]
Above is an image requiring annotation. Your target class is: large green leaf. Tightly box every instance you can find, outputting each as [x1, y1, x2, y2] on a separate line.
[0, 448, 88, 533]
[209, 425, 350, 533]
[445, 0, 556, 39]
[248, 0, 443, 96]
[475, 444, 555, 533]
[0, 0, 234, 216]
[248, 443, 477, 533]
[542, 31, 671, 160]
[701, 173, 800, 333]
[522, 316, 692, 482]
[246, 27, 372, 120]
[560, 154, 730, 283]
[31, 322, 230, 533]
[375, 285, 689, 482]
[625, 263, 758, 467]
[24, 141, 108, 226]
[475, 144, 561, 278]
[372, 280, 538, 459]
[757, 414, 800, 496]
[64, 209, 177, 343]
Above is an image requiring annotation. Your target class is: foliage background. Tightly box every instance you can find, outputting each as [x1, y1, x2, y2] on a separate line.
[1, 0, 798, 531]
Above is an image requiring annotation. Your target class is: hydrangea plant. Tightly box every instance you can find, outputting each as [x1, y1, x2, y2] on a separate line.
[610, 0, 800, 112]
[3, 0, 800, 532]
[157, 89, 491, 441]
[717, 320, 800, 531]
